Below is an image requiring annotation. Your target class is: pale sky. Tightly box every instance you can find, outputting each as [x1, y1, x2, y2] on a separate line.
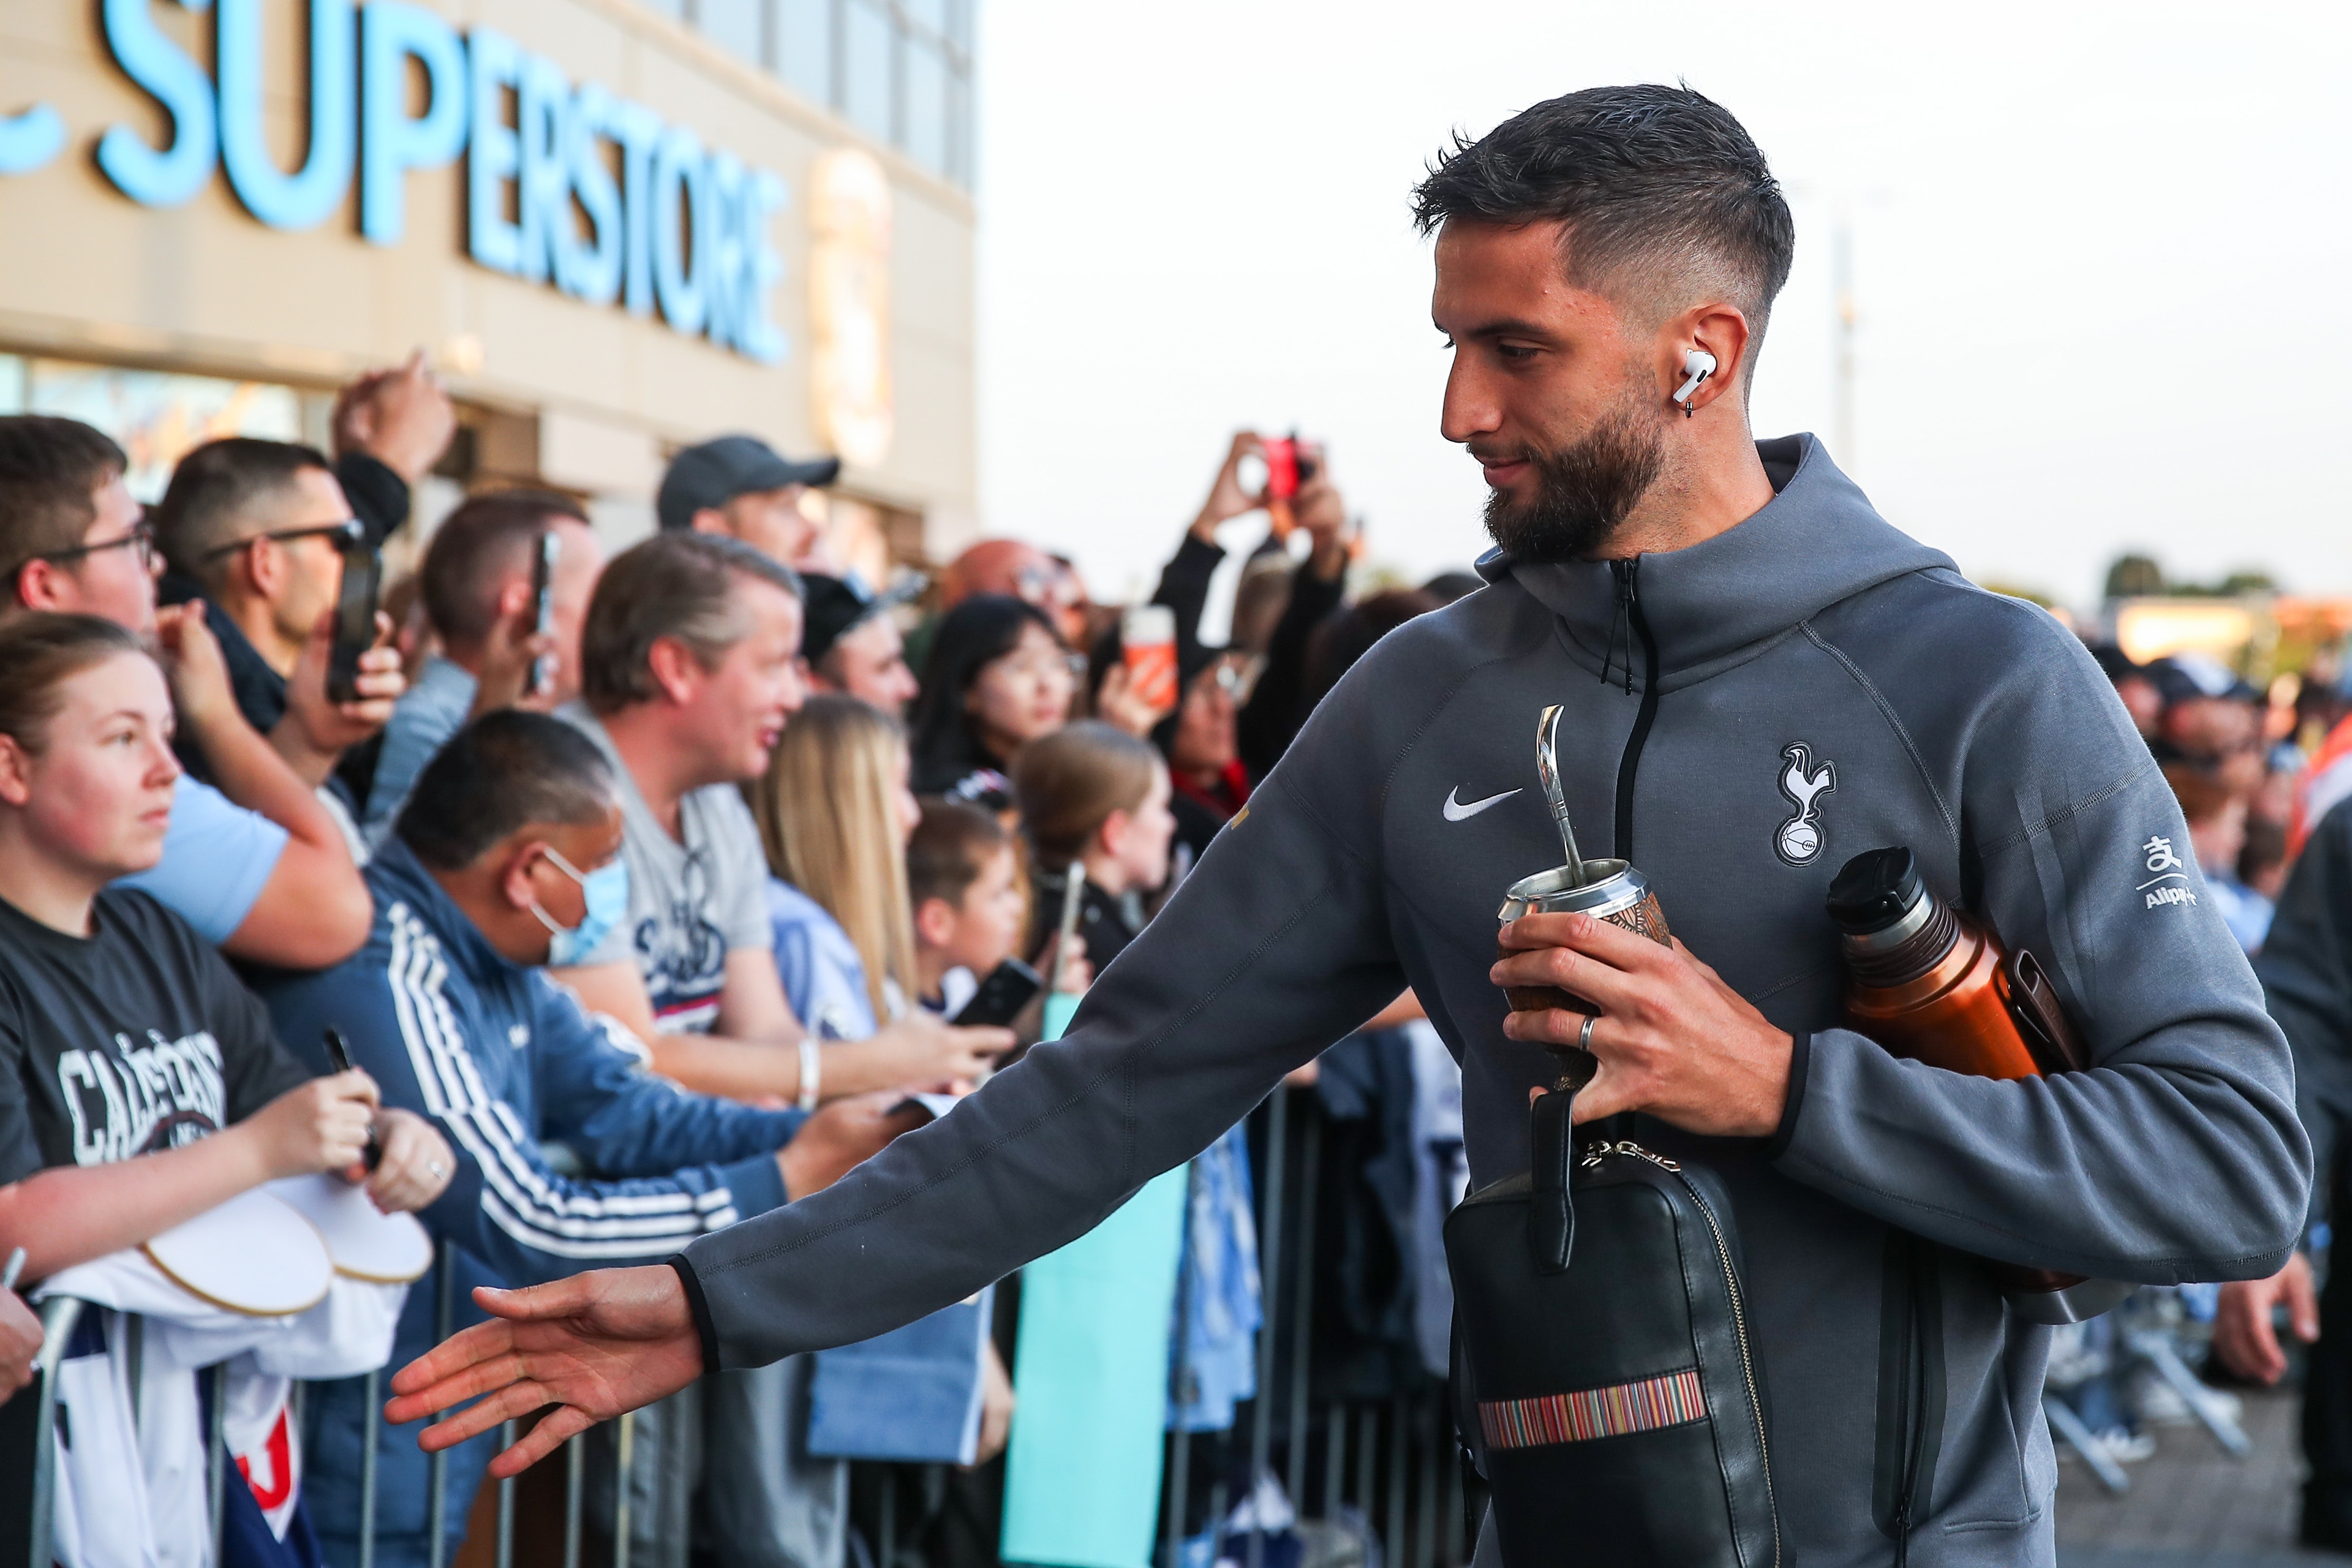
[971, 0, 2351, 617]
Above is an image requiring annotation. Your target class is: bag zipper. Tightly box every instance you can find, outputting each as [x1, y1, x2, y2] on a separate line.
[1583, 1141, 1782, 1566]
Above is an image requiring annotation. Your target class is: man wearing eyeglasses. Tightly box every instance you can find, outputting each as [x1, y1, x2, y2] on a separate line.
[150, 438, 407, 824]
[0, 415, 373, 969]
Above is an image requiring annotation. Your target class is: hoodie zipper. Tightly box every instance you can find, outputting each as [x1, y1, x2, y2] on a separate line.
[1606, 559, 1663, 862]
[1585, 1141, 1782, 1566]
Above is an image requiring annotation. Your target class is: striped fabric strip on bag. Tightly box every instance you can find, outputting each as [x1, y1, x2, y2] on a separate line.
[1480, 1367, 1708, 1449]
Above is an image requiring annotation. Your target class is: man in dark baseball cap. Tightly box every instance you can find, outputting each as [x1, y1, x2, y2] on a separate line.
[802, 571, 923, 712]
[657, 434, 840, 568]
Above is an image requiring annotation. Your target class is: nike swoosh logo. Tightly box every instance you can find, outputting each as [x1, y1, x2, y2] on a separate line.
[1444, 786, 1521, 823]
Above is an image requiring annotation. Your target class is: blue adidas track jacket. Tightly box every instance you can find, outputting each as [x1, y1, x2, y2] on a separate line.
[263, 836, 804, 1568]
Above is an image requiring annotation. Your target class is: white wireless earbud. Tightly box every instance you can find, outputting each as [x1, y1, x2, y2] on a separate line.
[1672, 349, 1718, 416]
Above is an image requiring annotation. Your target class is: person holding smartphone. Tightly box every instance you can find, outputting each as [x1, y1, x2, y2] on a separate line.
[360, 494, 606, 842]
[148, 438, 408, 820]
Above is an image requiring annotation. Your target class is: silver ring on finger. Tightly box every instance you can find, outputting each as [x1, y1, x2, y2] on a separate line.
[1577, 1013, 1599, 1052]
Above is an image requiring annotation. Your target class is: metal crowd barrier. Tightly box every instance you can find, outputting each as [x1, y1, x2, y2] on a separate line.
[11, 1074, 1480, 1568]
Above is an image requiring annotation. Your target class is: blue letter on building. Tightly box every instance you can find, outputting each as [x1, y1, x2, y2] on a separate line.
[96, 0, 219, 208]
[360, 0, 467, 245]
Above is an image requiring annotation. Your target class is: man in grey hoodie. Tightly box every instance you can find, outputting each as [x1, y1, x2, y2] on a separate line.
[389, 86, 2309, 1566]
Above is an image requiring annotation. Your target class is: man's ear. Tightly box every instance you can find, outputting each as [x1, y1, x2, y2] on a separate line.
[240, 537, 281, 601]
[914, 895, 956, 949]
[1670, 303, 1754, 418]
[0, 734, 37, 809]
[496, 839, 548, 913]
[644, 635, 704, 706]
[14, 560, 62, 614]
[689, 508, 732, 538]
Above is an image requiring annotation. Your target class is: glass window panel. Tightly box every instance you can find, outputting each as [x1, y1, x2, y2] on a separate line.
[946, 0, 973, 51]
[638, 0, 684, 18]
[949, 69, 971, 187]
[902, 0, 947, 38]
[843, 0, 892, 143]
[904, 37, 946, 173]
[778, 0, 832, 105]
[696, 0, 765, 68]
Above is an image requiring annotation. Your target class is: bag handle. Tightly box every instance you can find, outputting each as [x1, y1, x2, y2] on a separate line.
[1528, 1085, 1576, 1274]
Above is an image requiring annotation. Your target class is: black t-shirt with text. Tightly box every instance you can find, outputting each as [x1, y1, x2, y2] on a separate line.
[0, 889, 311, 1185]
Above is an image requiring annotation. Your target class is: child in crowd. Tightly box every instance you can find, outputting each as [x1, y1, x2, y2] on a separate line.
[0, 614, 451, 1281]
[908, 798, 1035, 1018]
[749, 695, 924, 1041]
[1013, 720, 1178, 973]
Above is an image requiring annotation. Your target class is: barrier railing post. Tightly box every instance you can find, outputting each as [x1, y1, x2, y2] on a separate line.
[1385, 1398, 1408, 1566]
[428, 1241, 456, 1568]
[496, 1420, 517, 1568]
[612, 1411, 635, 1568]
[18, 1297, 85, 1568]
[360, 1366, 381, 1568]
[209, 1362, 230, 1563]
[563, 1435, 584, 1568]
[1164, 1157, 1202, 1568]
[1245, 1088, 1287, 1568]
[1286, 1105, 1321, 1514]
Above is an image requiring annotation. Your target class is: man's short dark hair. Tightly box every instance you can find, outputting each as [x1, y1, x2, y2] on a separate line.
[397, 709, 616, 869]
[152, 437, 335, 584]
[579, 531, 803, 715]
[420, 490, 589, 646]
[0, 417, 129, 584]
[1411, 85, 1794, 364]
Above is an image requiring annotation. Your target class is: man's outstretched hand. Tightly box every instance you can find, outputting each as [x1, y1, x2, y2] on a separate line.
[386, 1264, 701, 1477]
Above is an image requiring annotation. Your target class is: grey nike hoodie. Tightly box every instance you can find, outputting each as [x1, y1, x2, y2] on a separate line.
[681, 435, 2309, 1566]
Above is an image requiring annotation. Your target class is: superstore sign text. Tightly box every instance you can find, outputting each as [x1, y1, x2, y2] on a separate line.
[0, 0, 789, 364]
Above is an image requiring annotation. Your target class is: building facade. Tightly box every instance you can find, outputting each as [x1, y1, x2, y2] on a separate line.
[0, 0, 978, 579]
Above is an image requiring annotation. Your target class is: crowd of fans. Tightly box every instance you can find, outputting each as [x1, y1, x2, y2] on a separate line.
[0, 362, 1477, 1568]
[15, 347, 2352, 1563]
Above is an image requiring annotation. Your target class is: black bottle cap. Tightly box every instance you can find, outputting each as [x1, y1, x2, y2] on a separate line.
[1825, 846, 1924, 935]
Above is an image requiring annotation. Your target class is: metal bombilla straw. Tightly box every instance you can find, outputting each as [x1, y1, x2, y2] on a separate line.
[1536, 704, 1587, 889]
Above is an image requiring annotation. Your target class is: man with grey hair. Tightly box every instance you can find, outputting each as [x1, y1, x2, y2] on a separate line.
[549, 530, 1010, 1104]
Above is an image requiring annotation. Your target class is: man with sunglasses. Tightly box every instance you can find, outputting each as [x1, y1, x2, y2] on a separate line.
[0, 415, 374, 968]
[150, 437, 407, 818]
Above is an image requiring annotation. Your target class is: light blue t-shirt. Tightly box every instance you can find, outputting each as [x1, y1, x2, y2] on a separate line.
[363, 655, 478, 845]
[115, 774, 290, 943]
[766, 878, 878, 1042]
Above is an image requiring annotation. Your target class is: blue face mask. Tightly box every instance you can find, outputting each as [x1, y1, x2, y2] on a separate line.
[531, 847, 630, 966]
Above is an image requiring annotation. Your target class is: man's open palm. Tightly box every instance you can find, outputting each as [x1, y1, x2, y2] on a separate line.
[386, 1265, 701, 1477]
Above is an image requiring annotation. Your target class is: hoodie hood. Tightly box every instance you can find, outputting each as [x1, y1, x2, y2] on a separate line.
[1477, 434, 1954, 687]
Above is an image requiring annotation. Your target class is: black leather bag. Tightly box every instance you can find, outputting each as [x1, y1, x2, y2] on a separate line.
[1444, 1090, 1781, 1567]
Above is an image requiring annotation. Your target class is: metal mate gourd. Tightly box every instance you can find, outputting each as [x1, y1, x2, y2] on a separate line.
[1498, 705, 1674, 1092]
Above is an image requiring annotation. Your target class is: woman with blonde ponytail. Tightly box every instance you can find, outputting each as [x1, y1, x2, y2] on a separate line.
[748, 694, 922, 1038]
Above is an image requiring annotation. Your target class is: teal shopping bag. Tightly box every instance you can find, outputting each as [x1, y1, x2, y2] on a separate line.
[998, 989, 1186, 1568]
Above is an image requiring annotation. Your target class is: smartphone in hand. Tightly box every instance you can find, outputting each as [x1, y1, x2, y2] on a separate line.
[325, 549, 383, 704]
[952, 958, 1044, 1029]
[524, 530, 560, 697]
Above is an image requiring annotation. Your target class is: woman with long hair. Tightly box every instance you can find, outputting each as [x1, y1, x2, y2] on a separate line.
[748, 694, 922, 1036]
[908, 595, 1076, 801]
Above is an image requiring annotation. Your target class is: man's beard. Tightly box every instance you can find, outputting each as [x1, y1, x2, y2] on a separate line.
[1481, 398, 1668, 564]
